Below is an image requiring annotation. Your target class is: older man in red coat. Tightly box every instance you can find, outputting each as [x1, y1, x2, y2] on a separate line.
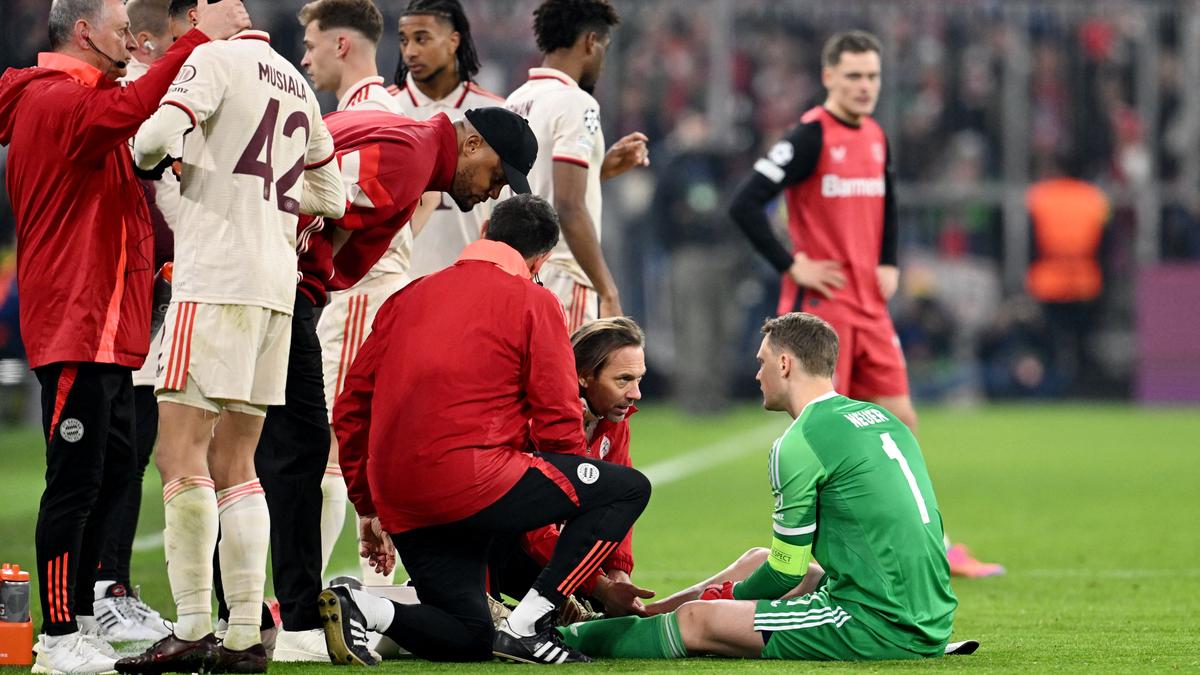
[0, 0, 247, 669]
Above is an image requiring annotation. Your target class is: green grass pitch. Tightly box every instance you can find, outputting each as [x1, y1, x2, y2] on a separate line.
[2, 403, 1198, 672]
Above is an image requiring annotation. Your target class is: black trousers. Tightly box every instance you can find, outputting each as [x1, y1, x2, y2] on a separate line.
[215, 292, 329, 631]
[96, 385, 158, 587]
[381, 453, 651, 662]
[34, 362, 137, 635]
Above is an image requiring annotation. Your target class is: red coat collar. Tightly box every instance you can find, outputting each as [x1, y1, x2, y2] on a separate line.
[455, 240, 532, 279]
[36, 52, 104, 88]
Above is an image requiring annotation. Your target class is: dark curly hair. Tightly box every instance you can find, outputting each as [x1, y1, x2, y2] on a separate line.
[395, 0, 481, 85]
[532, 0, 620, 54]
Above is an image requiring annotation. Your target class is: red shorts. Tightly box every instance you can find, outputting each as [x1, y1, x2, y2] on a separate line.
[778, 286, 909, 399]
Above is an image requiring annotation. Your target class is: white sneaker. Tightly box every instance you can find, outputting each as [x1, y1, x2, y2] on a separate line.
[31, 633, 117, 674]
[272, 628, 330, 662]
[123, 589, 172, 639]
[94, 594, 164, 641]
[75, 618, 119, 657]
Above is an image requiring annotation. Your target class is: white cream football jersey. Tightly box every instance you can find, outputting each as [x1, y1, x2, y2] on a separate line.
[147, 31, 335, 314]
[392, 73, 504, 278]
[504, 67, 605, 287]
[338, 75, 404, 114]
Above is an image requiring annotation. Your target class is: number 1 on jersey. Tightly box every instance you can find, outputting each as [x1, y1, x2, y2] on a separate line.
[880, 432, 931, 524]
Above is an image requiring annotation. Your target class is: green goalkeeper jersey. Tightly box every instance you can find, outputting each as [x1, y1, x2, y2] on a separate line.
[740, 391, 956, 653]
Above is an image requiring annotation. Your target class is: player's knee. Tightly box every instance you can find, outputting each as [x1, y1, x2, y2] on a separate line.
[674, 601, 707, 642]
[626, 467, 651, 507]
[740, 547, 770, 566]
[609, 464, 652, 509]
[675, 600, 720, 650]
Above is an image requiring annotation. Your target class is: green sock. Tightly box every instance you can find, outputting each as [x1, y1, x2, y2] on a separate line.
[557, 613, 688, 659]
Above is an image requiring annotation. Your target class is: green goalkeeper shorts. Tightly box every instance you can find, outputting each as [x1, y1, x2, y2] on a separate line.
[754, 590, 933, 661]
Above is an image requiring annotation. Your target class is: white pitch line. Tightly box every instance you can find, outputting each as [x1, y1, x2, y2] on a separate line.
[640, 420, 786, 487]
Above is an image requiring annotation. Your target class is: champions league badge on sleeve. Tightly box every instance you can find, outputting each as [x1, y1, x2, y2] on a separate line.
[583, 107, 601, 135]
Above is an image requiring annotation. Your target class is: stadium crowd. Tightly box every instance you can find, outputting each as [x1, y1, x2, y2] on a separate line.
[4, 0, 1199, 411]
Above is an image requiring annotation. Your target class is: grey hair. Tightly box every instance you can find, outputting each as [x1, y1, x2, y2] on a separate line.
[49, 0, 107, 50]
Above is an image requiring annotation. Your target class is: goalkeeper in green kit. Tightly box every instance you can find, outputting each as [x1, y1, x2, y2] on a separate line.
[559, 312, 961, 661]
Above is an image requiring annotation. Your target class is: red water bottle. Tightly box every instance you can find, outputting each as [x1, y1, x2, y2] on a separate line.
[0, 563, 33, 666]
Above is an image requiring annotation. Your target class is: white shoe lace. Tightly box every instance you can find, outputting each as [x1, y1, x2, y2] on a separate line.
[124, 595, 164, 622]
[120, 596, 170, 635]
[70, 633, 105, 657]
[77, 620, 119, 657]
[79, 632, 118, 658]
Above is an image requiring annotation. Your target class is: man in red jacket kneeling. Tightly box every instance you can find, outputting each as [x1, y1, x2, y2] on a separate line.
[321, 193, 651, 665]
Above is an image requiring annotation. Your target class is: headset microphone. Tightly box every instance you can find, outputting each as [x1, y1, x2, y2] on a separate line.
[85, 36, 128, 70]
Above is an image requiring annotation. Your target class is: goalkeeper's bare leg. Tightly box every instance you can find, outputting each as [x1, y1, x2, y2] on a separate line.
[644, 548, 824, 615]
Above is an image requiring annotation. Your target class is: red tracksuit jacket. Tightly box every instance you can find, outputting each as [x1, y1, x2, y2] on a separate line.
[333, 240, 586, 534]
[0, 31, 209, 369]
[297, 111, 456, 306]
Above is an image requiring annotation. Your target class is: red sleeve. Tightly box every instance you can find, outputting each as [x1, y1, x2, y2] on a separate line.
[328, 142, 430, 289]
[524, 289, 586, 455]
[67, 29, 209, 163]
[333, 295, 394, 517]
[601, 423, 634, 574]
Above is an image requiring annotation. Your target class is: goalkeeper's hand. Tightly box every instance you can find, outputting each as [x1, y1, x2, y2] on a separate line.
[699, 581, 736, 601]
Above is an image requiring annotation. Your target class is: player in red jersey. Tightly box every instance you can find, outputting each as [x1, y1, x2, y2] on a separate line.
[729, 31, 1002, 579]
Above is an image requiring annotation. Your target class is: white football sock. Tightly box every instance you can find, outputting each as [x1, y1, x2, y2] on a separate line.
[320, 463, 348, 575]
[348, 589, 394, 632]
[506, 588, 556, 637]
[163, 476, 218, 641]
[216, 479, 270, 651]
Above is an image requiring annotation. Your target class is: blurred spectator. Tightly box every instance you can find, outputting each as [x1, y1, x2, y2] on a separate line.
[5, 0, 1195, 406]
[978, 296, 1063, 398]
[652, 110, 741, 414]
[892, 295, 961, 400]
